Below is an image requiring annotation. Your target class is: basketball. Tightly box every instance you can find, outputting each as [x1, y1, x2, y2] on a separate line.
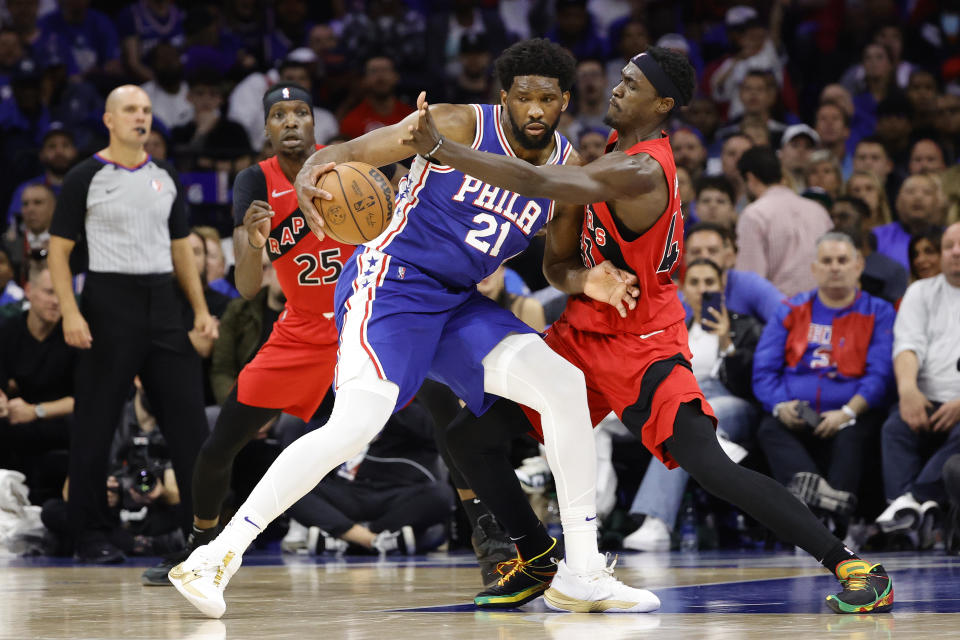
[314, 162, 395, 245]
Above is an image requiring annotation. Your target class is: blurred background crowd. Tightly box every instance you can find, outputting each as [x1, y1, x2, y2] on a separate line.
[1, 0, 959, 561]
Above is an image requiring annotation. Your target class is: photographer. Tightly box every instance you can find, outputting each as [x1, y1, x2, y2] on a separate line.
[42, 384, 184, 557]
[753, 232, 894, 527]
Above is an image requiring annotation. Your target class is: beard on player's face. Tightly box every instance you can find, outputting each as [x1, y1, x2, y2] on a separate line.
[505, 104, 559, 150]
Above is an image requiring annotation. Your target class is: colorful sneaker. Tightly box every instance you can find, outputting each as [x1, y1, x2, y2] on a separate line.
[474, 538, 559, 608]
[471, 514, 516, 587]
[826, 562, 893, 614]
[544, 553, 660, 613]
[169, 543, 243, 619]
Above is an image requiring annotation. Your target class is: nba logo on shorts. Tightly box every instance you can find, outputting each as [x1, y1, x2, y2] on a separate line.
[150, 178, 163, 192]
[398, 267, 406, 280]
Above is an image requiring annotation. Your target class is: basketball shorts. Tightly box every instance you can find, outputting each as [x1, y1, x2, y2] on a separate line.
[236, 304, 339, 421]
[334, 247, 537, 414]
[524, 316, 716, 469]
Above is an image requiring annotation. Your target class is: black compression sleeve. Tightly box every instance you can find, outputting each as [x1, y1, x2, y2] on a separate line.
[232, 165, 267, 228]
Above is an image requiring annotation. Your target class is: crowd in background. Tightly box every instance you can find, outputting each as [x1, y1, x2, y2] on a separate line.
[1, 0, 960, 557]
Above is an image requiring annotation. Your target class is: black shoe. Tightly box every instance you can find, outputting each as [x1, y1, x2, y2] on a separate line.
[946, 504, 960, 556]
[474, 538, 559, 609]
[471, 514, 516, 587]
[826, 563, 894, 614]
[788, 472, 857, 516]
[141, 526, 216, 586]
[74, 537, 125, 564]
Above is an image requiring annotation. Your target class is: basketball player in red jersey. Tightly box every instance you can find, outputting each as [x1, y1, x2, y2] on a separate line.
[142, 83, 353, 585]
[401, 47, 894, 615]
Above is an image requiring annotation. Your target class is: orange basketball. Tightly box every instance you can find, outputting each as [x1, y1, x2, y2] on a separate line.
[314, 162, 395, 245]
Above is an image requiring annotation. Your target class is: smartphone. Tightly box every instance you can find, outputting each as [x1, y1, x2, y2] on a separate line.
[700, 291, 723, 331]
[797, 402, 821, 428]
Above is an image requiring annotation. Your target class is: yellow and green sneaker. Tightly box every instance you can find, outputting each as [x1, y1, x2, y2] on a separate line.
[474, 538, 559, 609]
[826, 562, 893, 614]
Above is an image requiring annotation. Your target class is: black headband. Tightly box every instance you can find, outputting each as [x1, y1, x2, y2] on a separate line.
[263, 84, 313, 121]
[630, 51, 685, 108]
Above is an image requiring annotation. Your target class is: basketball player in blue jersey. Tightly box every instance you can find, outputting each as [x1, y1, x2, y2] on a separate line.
[170, 39, 659, 619]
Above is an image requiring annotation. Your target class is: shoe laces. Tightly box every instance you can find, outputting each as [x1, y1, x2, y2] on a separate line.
[494, 557, 527, 586]
[840, 571, 869, 592]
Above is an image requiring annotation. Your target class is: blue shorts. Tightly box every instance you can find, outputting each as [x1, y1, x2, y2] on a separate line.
[334, 247, 537, 414]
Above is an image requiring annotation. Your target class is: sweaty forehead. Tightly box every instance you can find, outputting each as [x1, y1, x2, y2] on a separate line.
[509, 75, 562, 94]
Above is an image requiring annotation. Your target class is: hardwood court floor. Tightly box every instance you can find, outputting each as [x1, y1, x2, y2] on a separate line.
[2, 550, 959, 639]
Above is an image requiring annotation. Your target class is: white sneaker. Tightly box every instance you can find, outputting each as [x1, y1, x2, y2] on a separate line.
[169, 543, 242, 619]
[622, 516, 671, 552]
[875, 492, 922, 533]
[281, 519, 308, 554]
[516, 455, 552, 494]
[543, 553, 661, 613]
[919, 500, 942, 549]
[717, 434, 748, 464]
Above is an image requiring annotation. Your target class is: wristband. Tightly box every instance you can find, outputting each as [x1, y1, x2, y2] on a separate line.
[424, 136, 445, 163]
[841, 405, 856, 419]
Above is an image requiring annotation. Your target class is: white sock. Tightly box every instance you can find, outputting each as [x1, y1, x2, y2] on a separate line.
[217, 508, 268, 554]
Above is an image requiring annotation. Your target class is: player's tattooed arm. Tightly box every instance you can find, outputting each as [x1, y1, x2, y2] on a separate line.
[400, 92, 661, 205]
[295, 103, 477, 236]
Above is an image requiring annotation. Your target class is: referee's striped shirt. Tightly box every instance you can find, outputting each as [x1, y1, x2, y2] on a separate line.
[50, 153, 189, 274]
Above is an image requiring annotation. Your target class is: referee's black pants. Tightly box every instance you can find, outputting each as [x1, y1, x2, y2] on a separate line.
[68, 273, 208, 542]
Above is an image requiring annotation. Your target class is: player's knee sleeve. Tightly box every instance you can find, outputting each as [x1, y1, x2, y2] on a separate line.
[482, 333, 586, 414]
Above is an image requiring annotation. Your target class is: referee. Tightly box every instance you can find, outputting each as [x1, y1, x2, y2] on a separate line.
[48, 85, 218, 563]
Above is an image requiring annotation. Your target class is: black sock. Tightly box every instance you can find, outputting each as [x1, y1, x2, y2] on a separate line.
[820, 541, 862, 577]
[187, 524, 218, 549]
[513, 521, 554, 562]
[461, 496, 492, 532]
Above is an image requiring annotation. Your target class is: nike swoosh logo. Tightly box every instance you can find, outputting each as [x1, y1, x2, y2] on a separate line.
[105, 186, 119, 194]
[272, 188, 294, 197]
[585, 515, 598, 521]
[244, 516, 261, 530]
[639, 330, 665, 339]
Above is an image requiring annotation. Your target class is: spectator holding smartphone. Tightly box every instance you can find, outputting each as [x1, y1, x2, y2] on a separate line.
[624, 258, 763, 551]
[753, 232, 895, 529]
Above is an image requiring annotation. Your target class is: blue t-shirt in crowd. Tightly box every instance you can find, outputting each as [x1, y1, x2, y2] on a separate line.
[873, 222, 913, 271]
[39, 8, 120, 75]
[682, 268, 784, 324]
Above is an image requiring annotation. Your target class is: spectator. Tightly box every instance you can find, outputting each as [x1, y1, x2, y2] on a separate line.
[0, 27, 23, 100]
[192, 225, 237, 299]
[0, 246, 23, 306]
[0, 57, 51, 152]
[846, 170, 893, 230]
[545, 0, 608, 61]
[907, 138, 948, 176]
[276, 54, 339, 145]
[852, 135, 901, 208]
[849, 43, 898, 147]
[908, 228, 943, 282]
[830, 196, 908, 304]
[604, 20, 649, 94]
[683, 222, 784, 324]
[874, 174, 942, 270]
[693, 176, 738, 231]
[5, 184, 55, 272]
[183, 229, 229, 353]
[5, 0, 45, 64]
[875, 94, 914, 173]
[934, 93, 960, 163]
[38, 0, 122, 80]
[779, 124, 820, 193]
[714, 70, 787, 147]
[814, 101, 853, 179]
[339, 0, 428, 94]
[625, 258, 760, 551]
[144, 129, 167, 161]
[684, 96, 721, 148]
[876, 223, 960, 546]
[576, 127, 607, 164]
[477, 265, 545, 332]
[735, 145, 833, 297]
[819, 84, 855, 123]
[905, 69, 940, 130]
[805, 150, 844, 202]
[115, 0, 185, 82]
[444, 33, 496, 106]
[560, 57, 608, 144]
[708, 4, 787, 120]
[5, 126, 76, 233]
[339, 56, 413, 140]
[717, 133, 753, 212]
[286, 398, 454, 555]
[140, 42, 192, 130]
[677, 165, 695, 225]
[754, 232, 895, 526]
[0, 259, 73, 505]
[170, 69, 232, 158]
[179, 4, 246, 78]
[670, 127, 708, 184]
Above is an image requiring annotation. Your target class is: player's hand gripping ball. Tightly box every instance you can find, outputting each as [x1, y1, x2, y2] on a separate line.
[313, 162, 395, 245]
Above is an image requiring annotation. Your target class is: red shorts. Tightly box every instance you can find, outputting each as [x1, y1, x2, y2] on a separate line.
[236, 306, 339, 421]
[524, 317, 716, 469]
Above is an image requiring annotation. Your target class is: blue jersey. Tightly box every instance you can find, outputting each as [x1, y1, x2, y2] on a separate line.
[366, 103, 574, 289]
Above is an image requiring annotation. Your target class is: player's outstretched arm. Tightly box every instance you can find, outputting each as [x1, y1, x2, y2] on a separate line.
[295, 103, 476, 238]
[400, 92, 660, 205]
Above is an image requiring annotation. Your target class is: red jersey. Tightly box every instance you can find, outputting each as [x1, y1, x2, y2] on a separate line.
[259, 153, 353, 319]
[563, 134, 686, 336]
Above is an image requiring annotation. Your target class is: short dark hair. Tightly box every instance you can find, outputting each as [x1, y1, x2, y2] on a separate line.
[833, 195, 870, 222]
[817, 100, 851, 128]
[908, 228, 944, 280]
[687, 221, 735, 246]
[695, 175, 736, 202]
[910, 136, 949, 163]
[736, 145, 782, 185]
[645, 45, 695, 107]
[855, 135, 891, 157]
[684, 257, 724, 281]
[495, 38, 576, 93]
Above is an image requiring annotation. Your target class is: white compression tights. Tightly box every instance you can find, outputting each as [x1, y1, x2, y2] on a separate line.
[481, 334, 599, 571]
[218, 361, 399, 554]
